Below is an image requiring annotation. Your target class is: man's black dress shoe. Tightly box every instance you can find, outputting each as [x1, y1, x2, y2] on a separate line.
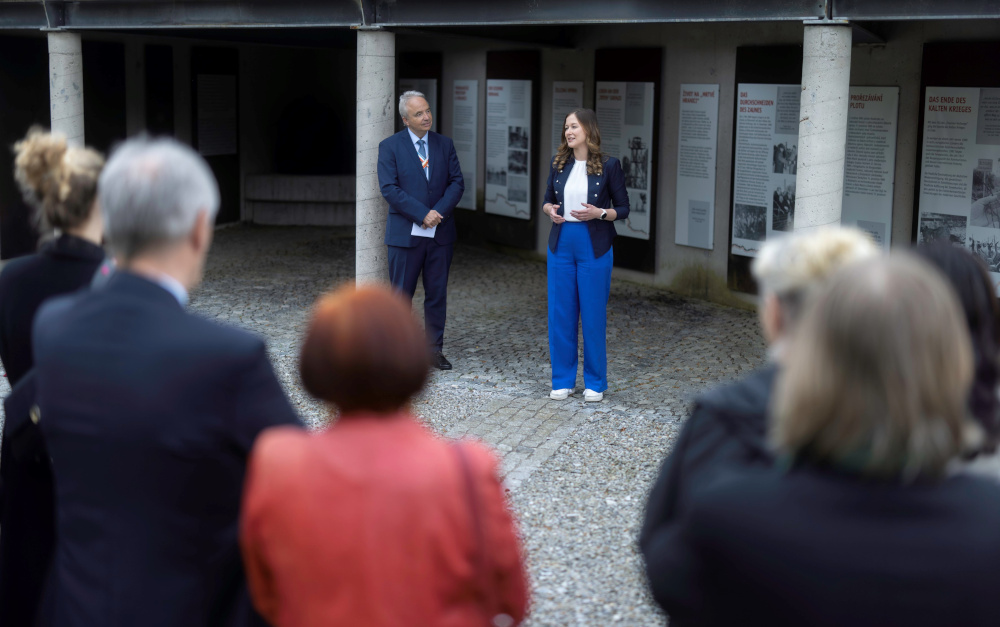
[433, 352, 452, 370]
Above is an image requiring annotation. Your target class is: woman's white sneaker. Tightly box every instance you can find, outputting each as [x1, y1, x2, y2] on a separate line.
[584, 389, 604, 402]
[549, 388, 573, 400]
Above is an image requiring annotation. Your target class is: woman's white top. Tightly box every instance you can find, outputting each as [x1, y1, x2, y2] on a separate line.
[562, 160, 589, 222]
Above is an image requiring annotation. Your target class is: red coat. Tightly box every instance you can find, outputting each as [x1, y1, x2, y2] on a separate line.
[240, 413, 529, 627]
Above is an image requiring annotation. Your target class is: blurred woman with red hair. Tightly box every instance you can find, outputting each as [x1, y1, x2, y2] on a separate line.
[240, 283, 529, 627]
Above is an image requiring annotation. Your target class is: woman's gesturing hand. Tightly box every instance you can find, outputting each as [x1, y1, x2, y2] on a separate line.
[544, 203, 566, 224]
[570, 203, 602, 221]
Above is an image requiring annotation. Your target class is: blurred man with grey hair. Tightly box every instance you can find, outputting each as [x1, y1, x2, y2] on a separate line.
[31, 137, 301, 627]
[378, 90, 464, 370]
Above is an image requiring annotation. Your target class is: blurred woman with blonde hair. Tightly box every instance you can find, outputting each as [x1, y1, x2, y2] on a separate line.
[0, 127, 106, 383]
[646, 254, 1000, 626]
[0, 127, 106, 627]
[641, 227, 878, 588]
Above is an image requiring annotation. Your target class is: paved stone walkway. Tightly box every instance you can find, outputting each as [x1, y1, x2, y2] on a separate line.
[0, 225, 767, 626]
[188, 225, 767, 625]
[5, 225, 1000, 623]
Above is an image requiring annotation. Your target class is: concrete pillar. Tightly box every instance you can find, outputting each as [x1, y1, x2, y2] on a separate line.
[355, 29, 395, 284]
[794, 22, 852, 233]
[48, 31, 84, 146]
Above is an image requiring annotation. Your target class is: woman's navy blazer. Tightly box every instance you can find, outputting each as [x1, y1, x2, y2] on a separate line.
[544, 155, 630, 259]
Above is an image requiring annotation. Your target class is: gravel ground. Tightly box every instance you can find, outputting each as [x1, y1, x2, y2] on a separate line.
[0, 225, 769, 626]
[188, 225, 767, 626]
[5, 224, 1000, 625]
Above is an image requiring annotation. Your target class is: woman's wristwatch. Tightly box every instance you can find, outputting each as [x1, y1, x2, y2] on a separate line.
[600, 209, 608, 220]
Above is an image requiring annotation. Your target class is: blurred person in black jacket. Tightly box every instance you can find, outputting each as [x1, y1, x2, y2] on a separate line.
[0, 127, 106, 627]
[32, 136, 302, 627]
[643, 254, 1000, 627]
[640, 227, 878, 558]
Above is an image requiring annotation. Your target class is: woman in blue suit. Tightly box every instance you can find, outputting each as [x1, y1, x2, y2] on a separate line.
[542, 108, 629, 402]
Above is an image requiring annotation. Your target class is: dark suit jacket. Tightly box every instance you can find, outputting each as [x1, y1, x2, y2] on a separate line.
[0, 234, 105, 386]
[543, 155, 630, 259]
[32, 271, 302, 627]
[0, 235, 104, 627]
[644, 464, 1000, 627]
[378, 129, 464, 248]
[0, 371, 54, 627]
[640, 366, 777, 553]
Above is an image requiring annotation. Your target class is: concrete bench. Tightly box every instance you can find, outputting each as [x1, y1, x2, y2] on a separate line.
[245, 175, 355, 226]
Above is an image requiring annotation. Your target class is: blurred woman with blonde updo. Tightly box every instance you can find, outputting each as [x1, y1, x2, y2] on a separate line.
[0, 127, 106, 384]
[0, 127, 106, 627]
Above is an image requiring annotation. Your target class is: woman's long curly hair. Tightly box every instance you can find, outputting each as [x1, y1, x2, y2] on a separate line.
[552, 108, 605, 176]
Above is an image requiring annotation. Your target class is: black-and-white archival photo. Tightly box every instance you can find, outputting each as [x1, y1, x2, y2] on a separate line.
[733, 203, 767, 241]
[970, 160, 1000, 228]
[628, 190, 648, 215]
[969, 233, 1000, 273]
[508, 149, 528, 175]
[623, 136, 649, 189]
[486, 166, 507, 186]
[918, 212, 967, 245]
[772, 180, 795, 232]
[508, 126, 529, 150]
[973, 159, 997, 203]
[772, 142, 797, 174]
[507, 175, 528, 203]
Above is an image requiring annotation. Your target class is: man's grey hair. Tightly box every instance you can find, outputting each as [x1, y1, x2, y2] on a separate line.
[98, 137, 220, 261]
[399, 90, 426, 119]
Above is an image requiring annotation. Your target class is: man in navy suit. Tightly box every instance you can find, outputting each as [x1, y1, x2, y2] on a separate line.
[31, 137, 302, 627]
[378, 90, 464, 370]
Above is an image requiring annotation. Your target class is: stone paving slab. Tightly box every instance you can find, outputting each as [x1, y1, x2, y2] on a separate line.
[444, 396, 594, 490]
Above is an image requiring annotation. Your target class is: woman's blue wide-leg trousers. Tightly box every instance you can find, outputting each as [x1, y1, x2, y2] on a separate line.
[547, 222, 613, 393]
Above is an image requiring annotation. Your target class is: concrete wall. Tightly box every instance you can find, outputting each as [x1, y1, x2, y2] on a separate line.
[5, 31, 359, 226]
[413, 35, 539, 216]
[123, 39, 145, 136]
[849, 19, 1000, 248]
[246, 174, 355, 226]
[6, 21, 1000, 273]
[401, 23, 804, 287]
[438, 41, 488, 210]
[400, 20, 1000, 293]
[577, 22, 804, 287]
[239, 45, 356, 220]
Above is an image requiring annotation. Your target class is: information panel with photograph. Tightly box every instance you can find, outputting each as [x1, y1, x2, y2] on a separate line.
[596, 81, 655, 240]
[918, 86, 1000, 282]
[731, 83, 899, 257]
[485, 79, 533, 219]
